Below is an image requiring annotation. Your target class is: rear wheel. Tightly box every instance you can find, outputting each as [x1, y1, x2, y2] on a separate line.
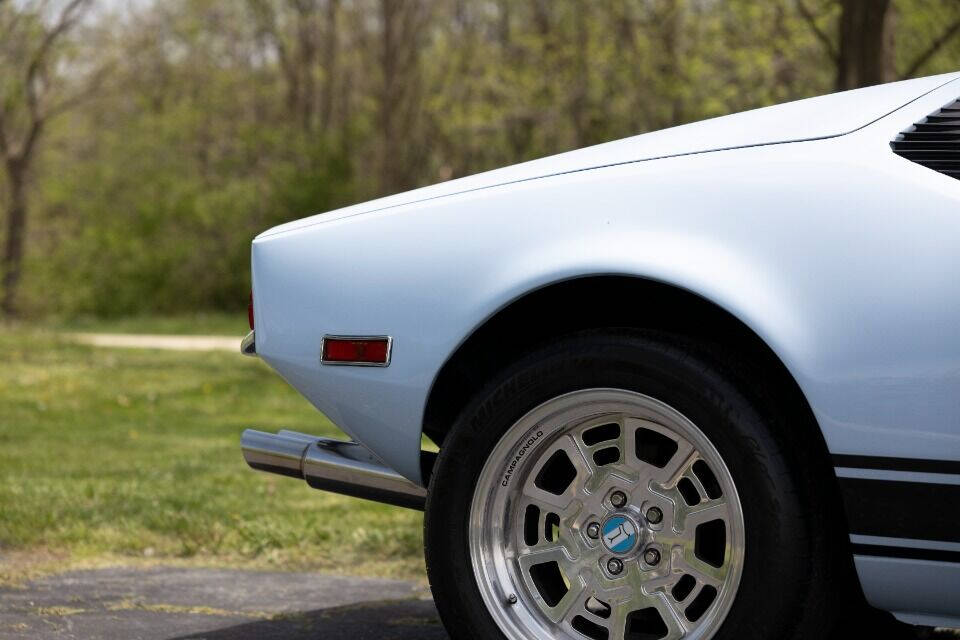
[425, 331, 838, 640]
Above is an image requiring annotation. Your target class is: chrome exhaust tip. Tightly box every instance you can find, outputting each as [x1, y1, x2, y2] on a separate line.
[241, 429, 427, 510]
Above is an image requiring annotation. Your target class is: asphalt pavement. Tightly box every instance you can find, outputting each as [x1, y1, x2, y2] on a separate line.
[0, 567, 447, 640]
[3, 566, 959, 639]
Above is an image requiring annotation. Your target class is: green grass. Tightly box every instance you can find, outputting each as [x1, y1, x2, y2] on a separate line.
[38, 312, 249, 336]
[0, 328, 425, 584]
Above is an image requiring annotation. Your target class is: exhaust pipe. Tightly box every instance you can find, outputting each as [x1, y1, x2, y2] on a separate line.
[241, 429, 427, 510]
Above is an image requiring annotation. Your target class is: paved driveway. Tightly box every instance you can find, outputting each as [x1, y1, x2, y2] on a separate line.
[0, 567, 447, 640]
[3, 565, 960, 639]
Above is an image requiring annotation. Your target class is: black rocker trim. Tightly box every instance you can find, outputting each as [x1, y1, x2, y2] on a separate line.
[833, 454, 960, 476]
[838, 477, 960, 543]
[851, 543, 960, 564]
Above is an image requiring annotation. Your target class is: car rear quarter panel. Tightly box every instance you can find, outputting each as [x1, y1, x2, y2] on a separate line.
[254, 79, 960, 487]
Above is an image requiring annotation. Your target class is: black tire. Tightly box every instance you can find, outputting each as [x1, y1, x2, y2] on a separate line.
[424, 329, 845, 640]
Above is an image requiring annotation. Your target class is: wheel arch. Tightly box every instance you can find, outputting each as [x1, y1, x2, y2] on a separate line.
[422, 275, 831, 485]
[421, 275, 864, 601]
[423, 274, 874, 639]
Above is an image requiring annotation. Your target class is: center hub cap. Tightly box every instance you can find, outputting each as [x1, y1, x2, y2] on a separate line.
[601, 515, 640, 554]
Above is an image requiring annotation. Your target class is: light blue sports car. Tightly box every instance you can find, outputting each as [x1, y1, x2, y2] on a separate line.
[240, 72, 960, 640]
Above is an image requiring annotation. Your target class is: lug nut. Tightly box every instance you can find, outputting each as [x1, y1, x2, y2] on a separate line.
[506, 593, 518, 605]
[643, 547, 661, 566]
[646, 506, 663, 525]
[586, 522, 601, 539]
[610, 491, 628, 508]
[606, 558, 624, 575]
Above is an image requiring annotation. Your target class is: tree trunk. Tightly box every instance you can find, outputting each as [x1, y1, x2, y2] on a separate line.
[652, 0, 684, 129]
[569, 0, 591, 148]
[377, 1, 428, 195]
[295, 6, 318, 133]
[379, 0, 399, 195]
[319, 0, 339, 134]
[2, 161, 27, 316]
[836, 0, 892, 90]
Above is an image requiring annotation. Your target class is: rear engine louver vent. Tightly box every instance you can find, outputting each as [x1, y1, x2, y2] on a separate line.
[891, 98, 960, 180]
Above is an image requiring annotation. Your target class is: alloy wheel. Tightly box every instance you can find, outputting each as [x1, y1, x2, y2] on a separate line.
[469, 389, 745, 640]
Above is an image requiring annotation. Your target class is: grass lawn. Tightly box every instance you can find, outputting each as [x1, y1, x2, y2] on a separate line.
[41, 312, 250, 336]
[0, 327, 425, 586]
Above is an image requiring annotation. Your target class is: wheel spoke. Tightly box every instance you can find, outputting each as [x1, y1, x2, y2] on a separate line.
[520, 490, 582, 524]
[684, 498, 728, 528]
[576, 417, 629, 469]
[521, 435, 598, 510]
[605, 589, 688, 640]
[583, 597, 642, 640]
[685, 552, 727, 586]
[650, 591, 691, 640]
[656, 446, 698, 488]
[521, 448, 584, 512]
[517, 545, 583, 587]
[578, 607, 613, 627]
[517, 545, 589, 623]
[551, 579, 589, 625]
[606, 601, 630, 640]
[667, 542, 726, 587]
[624, 417, 696, 484]
[636, 568, 684, 595]
[559, 433, 605, 488]
[560, 588, 611, 635]
[670, 496, 725, 534]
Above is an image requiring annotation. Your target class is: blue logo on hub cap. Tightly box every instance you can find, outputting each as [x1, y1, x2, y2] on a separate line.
[602, 516, 638, 554]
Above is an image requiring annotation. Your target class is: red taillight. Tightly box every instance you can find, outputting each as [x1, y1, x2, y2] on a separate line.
[322, 337, 391, 365]
[248, 292, 254, 330]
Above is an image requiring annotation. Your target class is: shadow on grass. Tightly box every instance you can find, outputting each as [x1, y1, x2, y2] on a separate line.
[172, 599, 449, 640]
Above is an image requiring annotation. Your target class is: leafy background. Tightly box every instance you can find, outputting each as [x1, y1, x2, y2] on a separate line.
[2, 0, 960, 319]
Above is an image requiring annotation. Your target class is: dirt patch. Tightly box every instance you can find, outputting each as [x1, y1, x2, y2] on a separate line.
[69, 333, 240, 352]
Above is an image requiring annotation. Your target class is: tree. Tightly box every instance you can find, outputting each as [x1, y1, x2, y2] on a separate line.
[897, 2, 960, 80]
[797, 0, 960, 90]
[377, 0, 432, 195]
[837, 0, 892, 89]
[11, 0, 960, 317]
[0, 0, 95, 315]
[248, 0, 341, 135]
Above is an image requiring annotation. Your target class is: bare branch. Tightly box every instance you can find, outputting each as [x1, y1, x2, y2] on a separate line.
[248, 0, 295, 85]
[7, 0, 90, 162]
[795, 0, 838, 62]
[0, 0, 25, 43]
[43, 62, 113, 121]
[901, 16, 960, 79]
[24, 0, 88, 126]
[29, 0, 89, 77]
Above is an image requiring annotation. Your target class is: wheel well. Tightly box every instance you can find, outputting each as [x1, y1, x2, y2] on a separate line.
[422, 275, 865, 610]
[424, 275, 821, 448]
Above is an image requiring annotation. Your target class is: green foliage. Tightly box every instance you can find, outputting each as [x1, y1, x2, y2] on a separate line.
[6, 0, 960, 317]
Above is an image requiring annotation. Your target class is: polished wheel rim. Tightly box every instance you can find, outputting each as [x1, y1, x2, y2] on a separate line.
[469, 389, 745, 640]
